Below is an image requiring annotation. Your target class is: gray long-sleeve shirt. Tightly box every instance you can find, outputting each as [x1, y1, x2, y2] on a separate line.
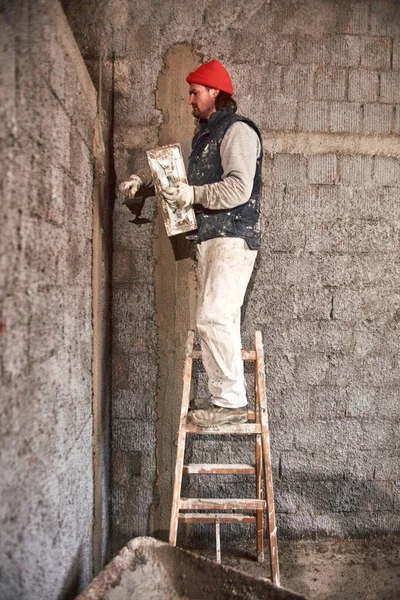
[193, 121, 261, 210]
[137, 120, 261, 210]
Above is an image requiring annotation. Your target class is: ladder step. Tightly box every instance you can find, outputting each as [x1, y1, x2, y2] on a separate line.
[178, 513, 257, 524]
[183, 464, 256, 475]
[192, 349, 256, 361]
[180, 498, 266, 510]
[184, 423, 262, 435]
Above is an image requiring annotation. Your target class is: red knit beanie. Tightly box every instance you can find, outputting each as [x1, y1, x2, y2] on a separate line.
[186, 59, 234, 96]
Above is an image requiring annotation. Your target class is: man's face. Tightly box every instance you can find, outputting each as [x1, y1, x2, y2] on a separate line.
[188, 84, 218, 120]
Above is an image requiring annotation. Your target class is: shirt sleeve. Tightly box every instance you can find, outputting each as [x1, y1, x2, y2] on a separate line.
[193, 121, 261, 210]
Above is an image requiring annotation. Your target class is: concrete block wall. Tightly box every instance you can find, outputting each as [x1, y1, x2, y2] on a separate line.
[109, 0, 400, 551]
[0, 1, 99, 597]
[251, 150, 400, 538]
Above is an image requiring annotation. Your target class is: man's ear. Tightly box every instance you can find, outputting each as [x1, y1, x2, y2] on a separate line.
[211, 88, 220, 99]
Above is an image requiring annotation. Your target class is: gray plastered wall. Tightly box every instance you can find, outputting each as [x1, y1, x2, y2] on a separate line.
[0, 0, 104, 598]
[110, 0, 400, 552]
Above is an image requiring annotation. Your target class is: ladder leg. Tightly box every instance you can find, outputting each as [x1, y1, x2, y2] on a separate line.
[169, 330, 195, 546]
[255, 331, 280, 587]
[255, 360, 264, 563]
[215, 518, 221, 563]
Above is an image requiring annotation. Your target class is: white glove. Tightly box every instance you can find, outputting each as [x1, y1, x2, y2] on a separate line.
[161, 182, 194, 210]
[119, 174, 142, 199]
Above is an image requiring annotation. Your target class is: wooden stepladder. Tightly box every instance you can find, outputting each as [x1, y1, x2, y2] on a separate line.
[169, 330, 280, 586]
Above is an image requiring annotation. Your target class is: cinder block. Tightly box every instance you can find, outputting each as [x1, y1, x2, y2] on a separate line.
[282, 65, 314, 99]
[330, 102, 362, 133]
[287, 321, 353, 354]
[233, 33, 294, 65]
[380, 71, 400, 103]
[308, 153, 337, 184]
[363, 103, 393, 134]
[259, 184, 284, 218]
[112, 387, 156, 421]
[278, 513, 317, 537]
[308, 218, 396, 255]
[348, 70, 379, 102]
[261, 99, 297, 131]
[349, 187, 396, 221]
[336, 3, 369, 34]
[335, 286, 400, 324]
[362, 417, 400, 450]
[276, 386, 310, 421]
[242, 284, 295, 326]
[334, 481, 394, 513]
[328, 35, 361, 67]
[294, 419, 364, 453]
[340, 155, 374, 185]
[261, 155, 274, 185]
[346, 383, 376, 418]
[310, 386, 347, 419]
[370, 0, 400, 38]
[314, 67, 346, 100]
[373, 156, 400, 185]
[259, 253, 319, 288]
[263, 218, 305, 253]
[360, 37, 392, 69]
[326, 356, 360, 387]
[393, 42, 400, 70]
[274, 481, 300, 514]
[297, 100, 330, 132]
[272, 154, 307, 184]
[316, 184, 352, 221]
[283, 185, 319, 219]
[346, 386, 400, 419]
[378, 186, 400, 222]
[280, 449, 347, 481]
[268, 421, 296, 452]
[296, 355, 330, 386]
[345, 447, 377, 480]
[267, 351, 297, 392]
[374, 456, 400, 480]
[296, 36, 328, 65]
[319, 254, 372, 288]
[395, 105, 400, 134]
[230, 65, 282, 104]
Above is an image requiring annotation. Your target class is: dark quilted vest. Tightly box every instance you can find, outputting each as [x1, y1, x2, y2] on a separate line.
[187, 110, 263, 250]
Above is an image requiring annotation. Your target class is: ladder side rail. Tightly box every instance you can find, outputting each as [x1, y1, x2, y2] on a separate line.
[169, 330, 195, 546]
[254, 356, 264, 563]
[255, 330, 280, 586]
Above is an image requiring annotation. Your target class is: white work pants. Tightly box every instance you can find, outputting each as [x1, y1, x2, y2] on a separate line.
[196, 238, 258, 409]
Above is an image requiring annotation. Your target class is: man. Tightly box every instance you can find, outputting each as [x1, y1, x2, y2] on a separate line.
[120, 59, 263, 427]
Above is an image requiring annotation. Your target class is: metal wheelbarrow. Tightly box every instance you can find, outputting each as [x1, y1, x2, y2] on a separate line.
[77, 537, 308, 600]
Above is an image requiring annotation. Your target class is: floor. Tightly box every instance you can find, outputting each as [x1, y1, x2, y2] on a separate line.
[186, 536, 400, 600]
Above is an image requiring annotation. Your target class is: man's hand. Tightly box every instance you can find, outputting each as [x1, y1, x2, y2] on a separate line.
[161, 182, 194, 210]
[119, 174, 143, 199]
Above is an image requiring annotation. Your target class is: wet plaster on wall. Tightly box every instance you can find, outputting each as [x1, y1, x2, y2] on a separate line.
[152, 43, 201, 537]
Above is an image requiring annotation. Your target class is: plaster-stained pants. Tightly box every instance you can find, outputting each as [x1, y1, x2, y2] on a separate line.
[196, 238, 258, 409]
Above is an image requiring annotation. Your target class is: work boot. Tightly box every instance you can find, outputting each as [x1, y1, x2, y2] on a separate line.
[188, 406, 248, 428]
[189, 397, 213, 410]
